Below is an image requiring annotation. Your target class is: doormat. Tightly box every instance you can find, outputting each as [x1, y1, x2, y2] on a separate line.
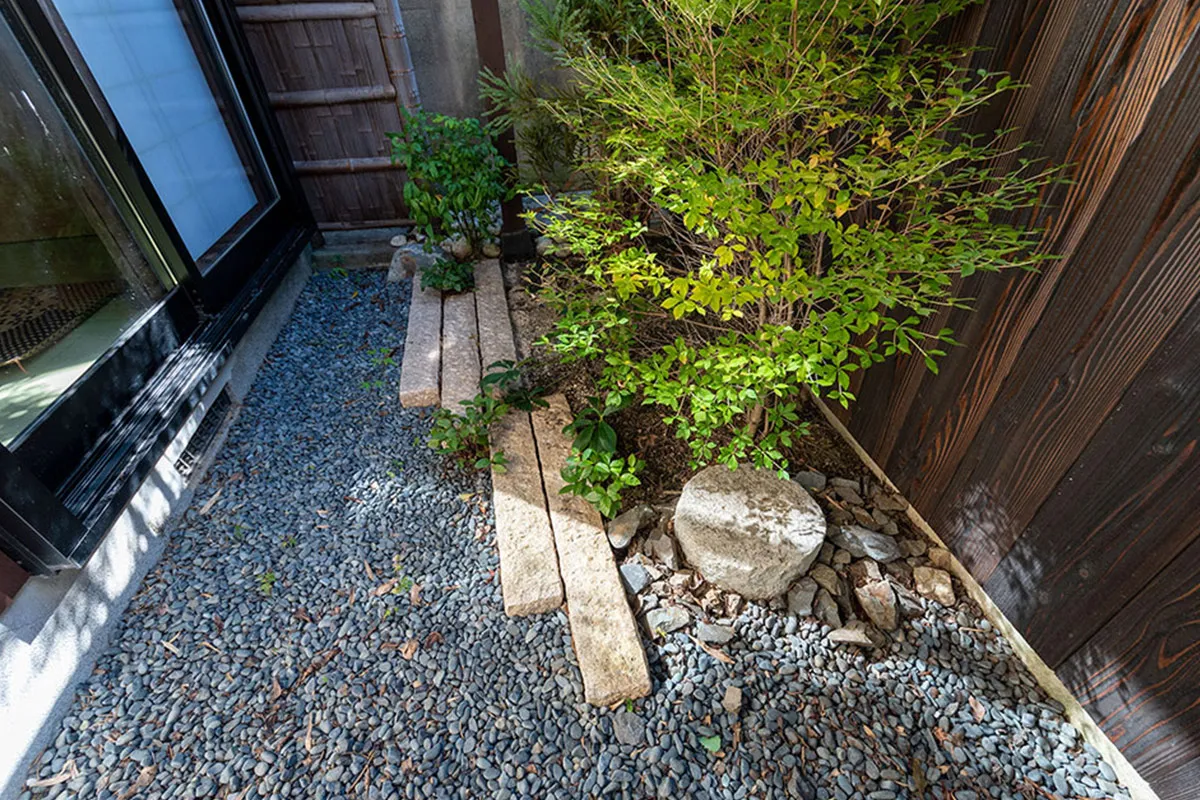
[0, 280, 124, 369]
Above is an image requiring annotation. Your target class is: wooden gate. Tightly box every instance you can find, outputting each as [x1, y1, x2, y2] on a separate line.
[234, 0, 418, 228]
[842, 3, 1200, 797]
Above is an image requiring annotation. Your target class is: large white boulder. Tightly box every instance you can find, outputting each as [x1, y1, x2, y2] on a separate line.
[673, 464, 826, 599]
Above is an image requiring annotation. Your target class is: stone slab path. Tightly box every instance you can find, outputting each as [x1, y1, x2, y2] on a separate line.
[438, 292, 480, 415]
[531, 395, 651, 707]
[21, 270, 1132, 800]
[488, 408, 563, 617]
[397, 281, 440, 407]
[396, 260, 649, 705]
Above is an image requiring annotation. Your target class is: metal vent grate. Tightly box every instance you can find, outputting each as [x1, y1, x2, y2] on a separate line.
[175, 388, 232, 478]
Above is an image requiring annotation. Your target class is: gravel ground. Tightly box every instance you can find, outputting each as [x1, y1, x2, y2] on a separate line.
[22, 270, 1129, 800]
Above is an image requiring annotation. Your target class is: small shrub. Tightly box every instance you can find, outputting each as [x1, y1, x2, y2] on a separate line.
[428, 394, 510, 472]
[561, 394, 622, 453]
[428, 361, 546, 471]
[256, 570, 277, 596]
[361, 347, 396, 392]
[421, 258, 475, 293]
[481, 359, 547, 411]
[480, 63, 587, 194]
[388, 111, 510, 255]
[560, 448, 642, 518]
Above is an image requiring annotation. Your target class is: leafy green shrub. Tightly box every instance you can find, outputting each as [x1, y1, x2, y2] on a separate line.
[562, 393, 622, 452]
[428, 394, 509, 472]
[480, 64, 586, 194]
[480, 0, 662, 194]
[481, 359, 547, 411]
[561, 448, 642, 518]
[421, 258, 475, 293]
[388, 111, 510, 255]
[427, 361, 545, 471]
[521, 0, 662, 59]
[502, 0, 1060, 475]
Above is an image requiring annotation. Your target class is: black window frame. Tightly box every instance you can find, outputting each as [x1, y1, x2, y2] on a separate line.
[0, 0, 316, 574]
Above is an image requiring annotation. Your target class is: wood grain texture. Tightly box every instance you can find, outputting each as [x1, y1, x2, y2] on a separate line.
[1058, 532, 1200, 799]
[985, 293, 1200, 667]
[844, 2, 1200, 795]
[937, 29, 1200, 578]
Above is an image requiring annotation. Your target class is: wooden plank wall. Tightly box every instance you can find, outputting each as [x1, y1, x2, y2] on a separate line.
[234, 0, 410, 228]
[842, 3, 1200, 797]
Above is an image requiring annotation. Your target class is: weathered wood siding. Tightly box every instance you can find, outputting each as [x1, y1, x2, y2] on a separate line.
[843, 3, 1200, 797]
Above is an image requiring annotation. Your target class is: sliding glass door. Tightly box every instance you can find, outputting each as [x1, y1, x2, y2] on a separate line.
[0, 0, 312, 574]
[0, 12, 168, 448]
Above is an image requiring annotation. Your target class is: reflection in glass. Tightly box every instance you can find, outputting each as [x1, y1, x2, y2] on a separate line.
[50, 0, 274, 266]
[0, 17, 164, 446]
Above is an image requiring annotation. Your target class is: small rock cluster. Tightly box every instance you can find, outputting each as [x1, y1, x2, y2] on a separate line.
[612, 465, 964, 654]
[607, 466, 1130, 799]
[389, 225, 503, 277]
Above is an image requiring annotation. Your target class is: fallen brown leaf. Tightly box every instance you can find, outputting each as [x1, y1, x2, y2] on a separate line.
[118, 765, 156, 799]
[911, 756, 927, 794]
[400, 639, 419, 660]
[304, 713, 314, 753]
[410, 583, 422, 605]
[364, 561, 377, 582]
[689, 635, 734, 664]
[373, 578, 398, 597]
[199, 490, 221, 515]
[26, 759, 77, 788]
[270, 676, 283, 702]
[969, 696, 987, 722]
[424, 631, 444, 647]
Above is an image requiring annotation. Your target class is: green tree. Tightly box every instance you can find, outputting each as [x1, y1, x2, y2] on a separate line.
[496, 0, 1060, 476]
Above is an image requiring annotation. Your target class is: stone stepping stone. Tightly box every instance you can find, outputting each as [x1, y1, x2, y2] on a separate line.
[398, 282, 441, 407]
[531, 394, 651, 706]
[440, 291, 481, 414]
[473, 259, 517, 370]
[490, 409, 564, 616]
[477, 260, 564, 615]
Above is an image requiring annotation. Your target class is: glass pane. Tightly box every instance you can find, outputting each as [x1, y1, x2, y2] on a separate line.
[0, 17, 165, 447]
[49, 0, 276, 268]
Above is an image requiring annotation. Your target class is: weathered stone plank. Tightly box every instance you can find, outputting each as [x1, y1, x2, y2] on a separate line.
[440, 291, 481, 414]
[398, 281, 441, 407]
[491, 410, 564, 616]
[530, 394, 651, 706]
[473, 259, 518, 373]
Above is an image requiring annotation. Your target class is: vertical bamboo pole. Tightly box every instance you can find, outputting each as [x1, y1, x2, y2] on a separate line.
[373, 0, 421, 113]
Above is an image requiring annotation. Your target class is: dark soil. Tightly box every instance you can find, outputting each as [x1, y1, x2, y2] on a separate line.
[501, 259, 869, 508]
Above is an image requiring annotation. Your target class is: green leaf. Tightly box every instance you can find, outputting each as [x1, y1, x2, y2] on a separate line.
[699, 735, 722, 753]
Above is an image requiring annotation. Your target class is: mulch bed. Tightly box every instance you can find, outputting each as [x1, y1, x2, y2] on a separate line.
[501, 259, 867, 507]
